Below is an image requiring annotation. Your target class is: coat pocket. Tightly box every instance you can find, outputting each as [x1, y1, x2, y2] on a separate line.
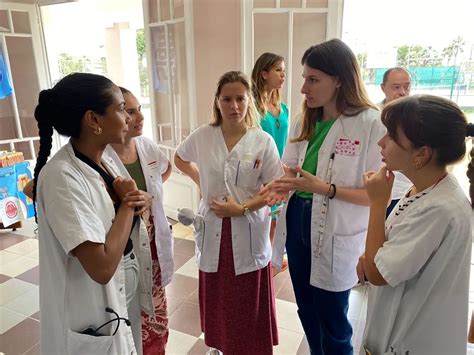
[332, 153, 361, 186]
[249, 220, 271, 258]
[235, 161, 261, 188]
[332, 231, 365, 277]
[195, 220, 206, 253]
[66, 329, 114, 355]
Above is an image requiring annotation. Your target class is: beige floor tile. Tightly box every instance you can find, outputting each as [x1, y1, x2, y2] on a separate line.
[168, 302, 202, 337]
[5, 239, 38, 256]
[297, 335, 310, 355]
[172, 223, 194, 240]
[3, 289, 39, 317]
[274, 327, 304, 355]
[24, 249, 39, 260]
[275, 299, 304, 334]
[175, 258, 199, 279]
[0, 279, 37, 306]
[0, 255, 38, 277]
[10, 219, 37, 238]
[0, 250, 19, 265]
[0, 307, 27, 334]
[165, 329, 199, 354]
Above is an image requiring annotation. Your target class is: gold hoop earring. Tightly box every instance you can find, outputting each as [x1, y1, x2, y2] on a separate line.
[414, 160, 424, 169]
[94, 127, 103, 135]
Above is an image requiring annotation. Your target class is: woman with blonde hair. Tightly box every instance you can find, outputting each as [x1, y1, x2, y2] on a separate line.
[265, 39, 385, 354]
[175, 71, 283, 355]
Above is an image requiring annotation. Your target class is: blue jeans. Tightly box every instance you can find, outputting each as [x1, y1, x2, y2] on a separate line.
[285, 194, 353, 355]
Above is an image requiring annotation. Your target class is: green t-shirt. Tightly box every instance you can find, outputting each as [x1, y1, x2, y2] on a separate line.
[296, 119, 336, 199]
[124, 158, 147, 192]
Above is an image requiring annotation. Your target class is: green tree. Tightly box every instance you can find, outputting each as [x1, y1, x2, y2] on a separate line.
[136, 29, 149, 97]
[442, 36, 465, 65]
[397, 45, 441, 67]
[58, 53, 91, 77]
[356, 52, 367, 68]
[136, 29, 146, 60]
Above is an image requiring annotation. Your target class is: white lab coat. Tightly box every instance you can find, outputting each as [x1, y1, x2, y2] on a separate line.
[176, 125, 284, 275]
[38, 142, 153, 355]
[104, 136, 174, 287]
[273, 109, 385, 291]
[362, 173, 472, 355]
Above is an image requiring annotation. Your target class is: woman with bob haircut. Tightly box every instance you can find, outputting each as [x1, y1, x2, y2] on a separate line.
[360, 95, 473, 355]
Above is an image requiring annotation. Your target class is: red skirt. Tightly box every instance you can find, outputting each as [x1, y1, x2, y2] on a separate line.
[141, 215, 169, 355]
[199, 218, 278, 355]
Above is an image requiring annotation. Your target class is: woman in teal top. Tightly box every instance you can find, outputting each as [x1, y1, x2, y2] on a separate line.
[252, 53, 289, 158]
[259, 101, 289, 158]
[252, 53, 289, 275]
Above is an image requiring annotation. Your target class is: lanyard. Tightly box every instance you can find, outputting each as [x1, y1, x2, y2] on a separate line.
[72, 147, 137, 255]
[386, 174, 447, 233]
[315, 152, 335, 257]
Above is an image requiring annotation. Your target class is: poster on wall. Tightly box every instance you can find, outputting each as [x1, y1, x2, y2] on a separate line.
[0, 162, 34, 227]
[0, 49, 13, 100]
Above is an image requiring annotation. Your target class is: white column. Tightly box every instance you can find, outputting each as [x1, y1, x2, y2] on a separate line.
[105, 22, 141, 95]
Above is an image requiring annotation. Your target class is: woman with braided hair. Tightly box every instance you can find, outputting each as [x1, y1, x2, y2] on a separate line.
[359, 95, 473, 354]
[33, 73, 155, 354]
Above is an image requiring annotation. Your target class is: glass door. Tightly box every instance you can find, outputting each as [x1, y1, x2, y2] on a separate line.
[0, 3, 48, 160]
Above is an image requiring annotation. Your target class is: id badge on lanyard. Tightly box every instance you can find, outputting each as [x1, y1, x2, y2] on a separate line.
[315, 152, 335, 257]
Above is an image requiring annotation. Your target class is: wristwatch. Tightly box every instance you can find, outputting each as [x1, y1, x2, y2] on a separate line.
[242, 204, 251, 216]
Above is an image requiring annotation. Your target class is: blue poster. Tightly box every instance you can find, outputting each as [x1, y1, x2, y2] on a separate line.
[0, 51, 13, 100]
[0, 162, 34, 226]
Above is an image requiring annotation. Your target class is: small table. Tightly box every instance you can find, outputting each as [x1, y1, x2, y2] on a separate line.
[0, 221, 22, 231]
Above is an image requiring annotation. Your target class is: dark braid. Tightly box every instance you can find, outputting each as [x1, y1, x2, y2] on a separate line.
[466, 124, 474, 208]
[32, 73, 116, 221]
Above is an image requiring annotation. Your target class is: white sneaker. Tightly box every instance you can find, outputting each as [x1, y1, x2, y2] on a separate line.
[206, 348, 223, 355]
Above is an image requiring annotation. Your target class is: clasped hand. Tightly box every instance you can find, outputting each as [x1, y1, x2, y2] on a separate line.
[209, 195, 243, 218]
[113, 177, 152, 215]
[260, 166, 328, 206]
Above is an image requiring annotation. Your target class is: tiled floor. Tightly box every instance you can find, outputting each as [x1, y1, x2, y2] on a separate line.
[0, 219, 471, 355]
[0, 219, 368, 355]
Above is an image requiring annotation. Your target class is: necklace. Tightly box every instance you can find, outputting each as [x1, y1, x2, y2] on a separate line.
[118, 147, 138, 164]
[266, 101, 281, 129]
[393, 173, 447, 217]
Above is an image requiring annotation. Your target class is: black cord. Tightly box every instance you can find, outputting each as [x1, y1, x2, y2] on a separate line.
[82, 307, 131, 337]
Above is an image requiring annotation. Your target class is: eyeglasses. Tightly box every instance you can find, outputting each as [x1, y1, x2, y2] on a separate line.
[80, 307, 131, 337]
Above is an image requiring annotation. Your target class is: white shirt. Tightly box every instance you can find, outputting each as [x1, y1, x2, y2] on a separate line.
[176, 125, 284, 275]
[104, 136, 174, 287]
[273, 109, 386, 291]
[38, 142, 153, 355]
[362, 174, 472, 355]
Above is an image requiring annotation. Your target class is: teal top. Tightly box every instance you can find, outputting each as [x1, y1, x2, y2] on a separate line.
[260, 102, 289, 158]
[296, 119, 336, 199]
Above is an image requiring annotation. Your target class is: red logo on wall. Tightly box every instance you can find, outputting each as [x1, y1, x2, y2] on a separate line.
[5, 201, 18, 219]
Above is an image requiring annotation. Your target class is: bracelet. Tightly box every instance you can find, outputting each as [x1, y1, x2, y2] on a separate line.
[329, 184, 337, 199]
[325, 184, 332, 197]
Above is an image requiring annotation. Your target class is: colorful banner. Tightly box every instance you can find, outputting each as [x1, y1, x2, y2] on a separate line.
[0, 162, 34, 227]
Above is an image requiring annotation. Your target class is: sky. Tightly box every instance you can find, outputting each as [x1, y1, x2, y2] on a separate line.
[342, 0, 474, 59]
